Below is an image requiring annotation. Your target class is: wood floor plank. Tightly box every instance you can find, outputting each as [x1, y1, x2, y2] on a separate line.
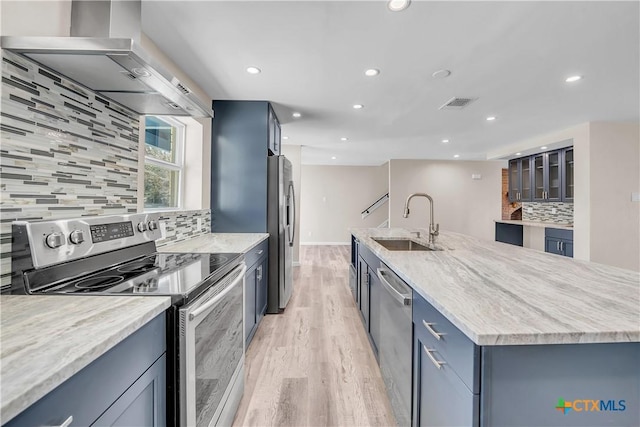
[233, 245, 396, 427]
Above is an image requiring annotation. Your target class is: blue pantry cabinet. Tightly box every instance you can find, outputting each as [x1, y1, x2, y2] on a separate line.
[6, 315, 166, 427]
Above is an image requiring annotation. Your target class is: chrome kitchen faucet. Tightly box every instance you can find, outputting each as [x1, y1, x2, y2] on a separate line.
[403, 193, 440, 244]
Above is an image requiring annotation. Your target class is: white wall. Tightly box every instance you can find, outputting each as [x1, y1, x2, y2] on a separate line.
[300, 164, 389, 244]
[388, 160, 504, 242]
[1, 1, 71, 36]
[282, 145, 302, 264]
[588, 122, 639, 271]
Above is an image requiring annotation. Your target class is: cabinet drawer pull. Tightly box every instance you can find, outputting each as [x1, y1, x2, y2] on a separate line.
[423, 345, 446, 369]
[556, 241, 560, 251]
[422, 320, 445, 340]
[257, 249, 264, 255]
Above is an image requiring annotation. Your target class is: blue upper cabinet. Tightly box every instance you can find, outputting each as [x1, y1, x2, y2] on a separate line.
[509, 146, 573, 204]
[508, 157, 532, 202]
[533, 150, 562, 202]
[562, 147, 574, 202]
[211, 101, 281, 232]
[268, 104, 281, 156]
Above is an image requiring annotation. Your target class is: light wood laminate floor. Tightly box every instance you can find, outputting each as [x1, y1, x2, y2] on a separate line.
[233, 245, 396, 427]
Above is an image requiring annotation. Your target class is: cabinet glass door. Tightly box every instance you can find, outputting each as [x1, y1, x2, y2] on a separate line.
[508, 159, 519, 201]
[533, 154, 545, 200]
[547, 151, 561, 200]
[564, 149, 574, 201]
[521, 158, 531, 200]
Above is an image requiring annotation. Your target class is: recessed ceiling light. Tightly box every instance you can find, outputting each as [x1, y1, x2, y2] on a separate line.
[282, 136, 289, 140]
[516, 152, 522, 155]
[565, 75, 582, 83]
[365, 68, 380, 77]
[246, 66, 261, 74]
[340, 137, 348, 141]
[331, 156, 337, 160]
[388, 0, 411, 12]
[442, 139, 449, 143]
[541, 146, 548, 150]
[453, 154, 460, 158]
[353, 104, 364, 109]
[432, 69, 451, 79]
[486, 116, 496, 121]
[292, 112, 302, 118]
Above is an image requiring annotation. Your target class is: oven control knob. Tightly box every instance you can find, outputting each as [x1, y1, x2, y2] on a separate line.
[147, 220, 158, 231]
[69, 230, 85, 245]
[137, 222, 148, 232]
[45, 232, 64, 249]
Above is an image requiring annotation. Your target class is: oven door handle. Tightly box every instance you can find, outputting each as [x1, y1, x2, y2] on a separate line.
[189, 264, 247, 321]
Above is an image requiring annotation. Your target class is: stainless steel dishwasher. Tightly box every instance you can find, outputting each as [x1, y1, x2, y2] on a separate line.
[376, 263, 413, 426]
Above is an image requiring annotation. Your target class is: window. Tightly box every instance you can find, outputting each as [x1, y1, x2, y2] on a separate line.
[144, 116, 185, 209]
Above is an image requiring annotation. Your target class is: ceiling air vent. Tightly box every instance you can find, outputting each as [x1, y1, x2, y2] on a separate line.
[439, 97, 477, 110]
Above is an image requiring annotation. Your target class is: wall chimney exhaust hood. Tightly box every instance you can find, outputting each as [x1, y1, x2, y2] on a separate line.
[1, 0, 213, 118]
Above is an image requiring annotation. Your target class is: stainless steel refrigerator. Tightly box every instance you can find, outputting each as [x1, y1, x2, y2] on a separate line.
[267, 155, 296, 313]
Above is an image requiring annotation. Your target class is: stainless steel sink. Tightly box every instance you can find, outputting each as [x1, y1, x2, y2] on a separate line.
[372, 238, 440, 251]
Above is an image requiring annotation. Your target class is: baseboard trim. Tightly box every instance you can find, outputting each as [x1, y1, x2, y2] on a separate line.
[300, 242, 350, 246]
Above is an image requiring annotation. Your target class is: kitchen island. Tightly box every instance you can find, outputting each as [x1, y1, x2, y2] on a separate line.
[351, 228, 639, 426]
[0, 295, 170, 425]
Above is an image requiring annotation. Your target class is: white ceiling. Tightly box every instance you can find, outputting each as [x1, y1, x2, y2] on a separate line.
[141, 1, 639, 165]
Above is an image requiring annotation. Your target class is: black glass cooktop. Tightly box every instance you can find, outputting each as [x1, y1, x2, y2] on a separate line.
[37, 252, 243, 300]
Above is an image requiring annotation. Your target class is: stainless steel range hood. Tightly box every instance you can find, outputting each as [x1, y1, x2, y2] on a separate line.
[1, 0, 213, 118]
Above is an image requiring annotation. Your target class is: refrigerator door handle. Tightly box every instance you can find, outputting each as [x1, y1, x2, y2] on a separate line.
[288, 182, 296, 247]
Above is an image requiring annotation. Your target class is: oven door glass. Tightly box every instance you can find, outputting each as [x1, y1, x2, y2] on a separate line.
[179, 263, 246, 427]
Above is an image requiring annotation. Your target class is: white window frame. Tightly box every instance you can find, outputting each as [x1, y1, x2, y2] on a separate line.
[143, 116, 186, 212]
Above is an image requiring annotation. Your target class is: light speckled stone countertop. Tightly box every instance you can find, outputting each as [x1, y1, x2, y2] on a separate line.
[0, 295, 170, 423]
[495, 219, 573, 230]
[158, 233, 269, 254]
[351, 228, 640, 346]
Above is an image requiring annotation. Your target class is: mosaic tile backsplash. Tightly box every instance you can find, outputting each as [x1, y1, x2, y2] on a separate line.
[522, 202, 574, 224]
[157, 209, 212, 247]
[0, 51, 212, 290]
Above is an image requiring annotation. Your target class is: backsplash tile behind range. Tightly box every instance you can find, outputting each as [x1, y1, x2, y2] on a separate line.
[522, 202, 574, 223]
[0, 51, 212, 290]
[156, 209, 212, 247]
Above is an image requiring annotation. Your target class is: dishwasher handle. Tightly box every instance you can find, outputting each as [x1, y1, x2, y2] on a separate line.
[377, 268, 412, 306]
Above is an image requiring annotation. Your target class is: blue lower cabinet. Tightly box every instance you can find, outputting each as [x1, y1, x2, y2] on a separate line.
[245, 240, 269, 347]
[368, 265, 381, 355]
[6, 315, 166, 427]
[244, 264, 257, 344]
[93, 355, 166, 426]
[545, 228, 573, 258]
[413, 334, 479, 427]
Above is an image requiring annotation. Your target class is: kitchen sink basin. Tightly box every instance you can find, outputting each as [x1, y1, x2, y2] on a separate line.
[372, 238, 440, 251]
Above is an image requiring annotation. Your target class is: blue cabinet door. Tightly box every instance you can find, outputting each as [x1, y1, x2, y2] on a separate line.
[413, 334, 479, 427]
[245, 265, 257, 346]
[545, 237, 563, 255]
[256, 258, 268, 325]
[358, 256, 370, 331]
[368, 265, 381, 356]
[93, 354, 166, 426]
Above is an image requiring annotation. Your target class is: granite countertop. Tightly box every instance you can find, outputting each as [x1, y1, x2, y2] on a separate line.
[495, 219, 573, 230]
[351, 228, 640, 346]
[0, 295, 171, 423]
[158, 233, 269, 254]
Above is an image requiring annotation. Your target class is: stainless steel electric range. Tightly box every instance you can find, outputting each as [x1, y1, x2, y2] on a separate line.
[9, 213, 246, 427]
